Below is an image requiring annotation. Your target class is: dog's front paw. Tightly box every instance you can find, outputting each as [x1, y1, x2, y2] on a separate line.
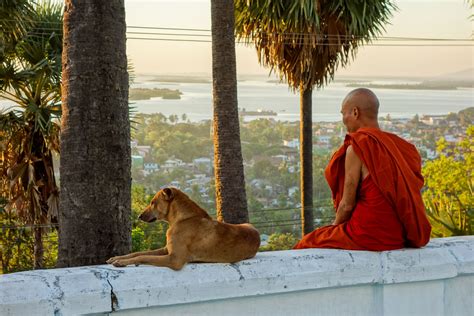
[112, 259, 130, 267]
[106, 256, 121, 264]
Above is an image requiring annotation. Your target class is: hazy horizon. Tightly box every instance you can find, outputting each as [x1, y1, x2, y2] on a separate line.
[134, 67, 474, 81]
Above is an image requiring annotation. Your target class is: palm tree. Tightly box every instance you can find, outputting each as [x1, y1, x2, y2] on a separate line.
[58, 2, 131, 267]
[211, 0, 248, 224]
[0, 1, 63, 269]
[235, 0, 396, 236]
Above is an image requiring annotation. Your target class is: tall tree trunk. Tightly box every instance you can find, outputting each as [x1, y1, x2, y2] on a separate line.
[58, 1, 131, 267]
[300, 84, 314, 236]
[33, 226, 43, 269]
[210, 0, 248, 224]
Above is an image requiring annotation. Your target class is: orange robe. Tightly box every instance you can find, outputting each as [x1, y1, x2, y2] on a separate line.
[294, 128, 431, 251]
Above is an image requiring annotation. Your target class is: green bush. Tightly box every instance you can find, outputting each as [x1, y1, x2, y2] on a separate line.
[260, 233, 298, 251]
[422, 126, 473, 237]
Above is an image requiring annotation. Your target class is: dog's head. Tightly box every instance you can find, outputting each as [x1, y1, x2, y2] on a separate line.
[139, 187, 175, 223]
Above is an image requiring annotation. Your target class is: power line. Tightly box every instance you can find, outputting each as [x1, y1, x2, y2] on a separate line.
[25, 31, 474, 46]
[376, 36, 474, 41]
[127, 37, 211, 43]
[254, 222, 302, 229]
[236, 34, 474, 41]
[252, 219, 300, 225]
[5, 19, 468, 43]
[126, 37, 473, 46]
[249, 205, 333, 213]
[4, 20, 471, 42]
[26, 29, 474, 42]
[124, 35, 474, 46]
[127, 31, 211, 37]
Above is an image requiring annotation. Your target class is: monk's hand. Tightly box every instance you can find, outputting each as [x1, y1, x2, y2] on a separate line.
[333, 208, 353, 225]
[332, 219, 343, 225]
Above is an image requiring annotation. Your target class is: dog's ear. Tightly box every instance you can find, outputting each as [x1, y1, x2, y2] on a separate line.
[163, 188, 174, 201]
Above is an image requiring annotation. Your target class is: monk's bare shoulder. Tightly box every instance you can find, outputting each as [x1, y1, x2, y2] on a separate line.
[344, 145, 361, 175]
[346, 145, 369, 179]
[345, 145, 358, 161]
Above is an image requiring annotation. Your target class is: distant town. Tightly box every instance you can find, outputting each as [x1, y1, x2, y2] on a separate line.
[129, 107, 473, 231]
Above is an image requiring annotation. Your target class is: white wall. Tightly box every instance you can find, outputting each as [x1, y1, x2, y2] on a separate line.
[0, 237, 473, 316]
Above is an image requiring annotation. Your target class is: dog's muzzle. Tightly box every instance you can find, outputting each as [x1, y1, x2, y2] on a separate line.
[139, 213, 157, 223]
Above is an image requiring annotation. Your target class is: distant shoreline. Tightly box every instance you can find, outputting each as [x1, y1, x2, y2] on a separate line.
[345, 82, 467, 91]
[129, 88, 182, 101]
[137, 77, 472, 90]
[136, 69, 474, 87]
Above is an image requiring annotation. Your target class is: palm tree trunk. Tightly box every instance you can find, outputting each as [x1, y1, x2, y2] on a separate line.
[33, 226, 43, 269]
[210, 0, 248, 224]
[58, 1, 131, 267]
[300, 84, 314, 236]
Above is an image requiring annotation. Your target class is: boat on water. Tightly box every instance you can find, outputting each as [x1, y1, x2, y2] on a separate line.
[239, 108, 277, 116]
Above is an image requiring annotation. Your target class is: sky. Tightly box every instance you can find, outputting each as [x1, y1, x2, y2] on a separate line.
[124, 0, 473, 78]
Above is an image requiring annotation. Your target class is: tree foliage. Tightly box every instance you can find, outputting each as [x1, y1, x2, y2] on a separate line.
[130, 184, 167, 252]
[0, 0, 63, 269]
[422, 126, 473, 237]
[260, 233, 297, 251]
[133, 113, 213, 164]
[1, 197, 57, 274]
[0, 0, 34, 59]
[235, 0, 396, 90]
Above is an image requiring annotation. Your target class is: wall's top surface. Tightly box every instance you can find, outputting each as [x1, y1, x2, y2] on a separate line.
[0, 236, 473, 315]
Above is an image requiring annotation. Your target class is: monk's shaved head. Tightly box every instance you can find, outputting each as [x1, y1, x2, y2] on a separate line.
[340, 88, 380, 132]
[342, 88, 379, 120]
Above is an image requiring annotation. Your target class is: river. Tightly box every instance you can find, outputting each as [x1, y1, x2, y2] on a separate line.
[130, 80, 473, 122]
[1, 79, 472, 122]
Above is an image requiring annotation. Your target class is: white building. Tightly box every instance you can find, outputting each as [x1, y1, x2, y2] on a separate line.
[186, 174, 211, 187]
[420, 114, 446, 126]
[316, 135, 332, 148]
[283, 138, 299, 149]
[143, 163, 159, 176]
[162, 158, 185, 170]
[168, 181, 181, 188]
[193, 157, 211, 165]
[250, 179, 265, 188]
[444, 134, 458, 143]
[288, 186, 299, 197]
[193, 157, 212, 173]
[136, 145, 151, 157]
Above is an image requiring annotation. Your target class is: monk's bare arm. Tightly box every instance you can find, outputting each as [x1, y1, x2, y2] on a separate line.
[333, 145, 362, 225]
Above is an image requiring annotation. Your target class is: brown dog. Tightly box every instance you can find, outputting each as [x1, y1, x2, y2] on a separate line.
[107, 187, 260, 270]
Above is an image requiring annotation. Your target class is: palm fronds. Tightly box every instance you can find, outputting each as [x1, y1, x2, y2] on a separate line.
[0, 0, 63, 232]
[235, 0, 397, 90]
[0, 0, 34, 60]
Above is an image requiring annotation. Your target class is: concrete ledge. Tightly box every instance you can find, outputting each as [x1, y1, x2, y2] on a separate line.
[1, 236, 473, 315]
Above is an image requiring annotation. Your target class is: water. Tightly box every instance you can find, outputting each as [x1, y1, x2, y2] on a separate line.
[130, 80, 473, 122]
[2, 80, 472, 122]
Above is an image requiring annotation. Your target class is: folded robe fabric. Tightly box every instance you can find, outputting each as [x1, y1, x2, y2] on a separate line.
[294, 128, 431, 250]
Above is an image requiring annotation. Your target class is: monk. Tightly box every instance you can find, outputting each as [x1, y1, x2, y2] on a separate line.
[294, 88, 431, 251]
